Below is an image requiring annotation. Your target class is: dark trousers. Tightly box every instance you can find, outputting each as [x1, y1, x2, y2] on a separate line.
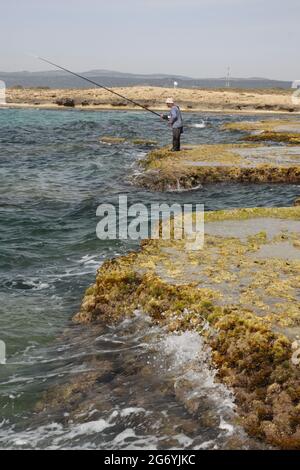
[172, 127, 183, 151]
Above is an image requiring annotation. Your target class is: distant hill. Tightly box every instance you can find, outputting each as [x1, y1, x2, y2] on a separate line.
[0, 69, 292, 89]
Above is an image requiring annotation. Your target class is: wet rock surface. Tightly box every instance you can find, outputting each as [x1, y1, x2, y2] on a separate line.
[99, 135, 157, 146]
[135, 143, 300, 191]
[21, 316, 264, 449]
[223, 119, 300, 144]
[74, 207, 300, 449]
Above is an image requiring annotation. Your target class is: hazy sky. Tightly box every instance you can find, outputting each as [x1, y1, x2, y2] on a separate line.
[1, 0, 299, 80]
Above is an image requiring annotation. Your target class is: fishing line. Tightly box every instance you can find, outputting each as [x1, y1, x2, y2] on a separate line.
[34, 55, 161, 117]
[31, 55, 208, 128]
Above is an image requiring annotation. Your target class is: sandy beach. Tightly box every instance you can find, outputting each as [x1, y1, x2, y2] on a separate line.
[5, 86, 299, 114]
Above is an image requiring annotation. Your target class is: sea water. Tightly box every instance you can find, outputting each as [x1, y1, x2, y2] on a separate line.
[0, 108, 299, 449]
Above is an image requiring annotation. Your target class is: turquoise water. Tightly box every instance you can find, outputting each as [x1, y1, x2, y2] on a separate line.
[0, 108, 299, 449]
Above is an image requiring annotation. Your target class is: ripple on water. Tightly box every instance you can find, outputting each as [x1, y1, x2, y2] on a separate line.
[0, 314, 267, 449]
[0, 108, 297, 449]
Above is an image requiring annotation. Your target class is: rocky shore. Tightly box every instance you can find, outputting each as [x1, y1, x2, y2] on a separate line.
[133, 118, 300, 191]
[34, 113, 300, 449]
[74, 207, 300, 449]
[5, 86, 300, 114]
[70, 116, 300, 448]
[223, 119, 300, 144]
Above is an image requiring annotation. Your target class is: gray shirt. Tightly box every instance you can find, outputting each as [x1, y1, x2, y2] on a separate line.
[169, 105, 183, 128]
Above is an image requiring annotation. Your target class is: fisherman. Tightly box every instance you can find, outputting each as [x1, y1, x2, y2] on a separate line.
[161, 98, 183, 151]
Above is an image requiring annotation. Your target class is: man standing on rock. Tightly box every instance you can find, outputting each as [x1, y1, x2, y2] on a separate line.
[161, 98, 183, 151]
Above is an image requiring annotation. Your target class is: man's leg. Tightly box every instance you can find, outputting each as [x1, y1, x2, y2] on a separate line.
[172, 128, 181, 151]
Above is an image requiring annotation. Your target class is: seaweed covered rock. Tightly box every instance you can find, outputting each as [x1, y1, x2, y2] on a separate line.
[223, 119, 300, 145]
[99, 135, 126, 144]
[98, 136, 157, 146]
[74, 206, 300, 448]
[132, 138, 157, 146]
[135, 144, 300, 190]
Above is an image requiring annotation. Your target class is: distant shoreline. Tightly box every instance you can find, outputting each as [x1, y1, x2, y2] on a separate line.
[3, 103, 300, 115]
[4, 85, 300, 115]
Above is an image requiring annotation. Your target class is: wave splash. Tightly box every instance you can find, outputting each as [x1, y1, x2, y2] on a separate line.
[0, 314, 256, 450]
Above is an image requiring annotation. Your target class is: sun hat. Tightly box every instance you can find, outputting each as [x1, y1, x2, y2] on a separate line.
[165, 97, 174, 104]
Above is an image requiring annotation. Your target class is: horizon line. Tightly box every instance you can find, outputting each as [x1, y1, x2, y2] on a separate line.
[0, 69, 294, 83]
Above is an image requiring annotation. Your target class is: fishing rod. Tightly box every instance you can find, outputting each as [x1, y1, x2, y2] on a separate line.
[34, 56, 161, 117]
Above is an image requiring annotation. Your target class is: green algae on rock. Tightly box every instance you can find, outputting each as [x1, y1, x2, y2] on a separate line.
[74, 206, 300, 449]
[132, 138, 157, 146]
[135, 144, 300, 191]
[223, 119, 300, 145]
[99, 136, 157, 146]
[99, 136, 126, 144]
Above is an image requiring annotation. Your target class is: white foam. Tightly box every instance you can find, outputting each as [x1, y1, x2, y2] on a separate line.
[159, 331, 213, 374]
[193, 439, 216, 450]
[0, 416, 114, 449]
[0, 320, 245, 449]
[113, 428, 136, 444]
[219, 417, 234, 436]
[173, 433, 193, 447]
[166, 179, 203, 192]
[64, 418, 112, 437]
[190, 121, 206, 129]
[119, 407, 147, 417]
[155, 331, 236, 416]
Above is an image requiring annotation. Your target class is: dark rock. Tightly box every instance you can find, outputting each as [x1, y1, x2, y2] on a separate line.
[111, 101, 127, 107]
[293, 197, 300, 206]
[55, 98, 75, 107]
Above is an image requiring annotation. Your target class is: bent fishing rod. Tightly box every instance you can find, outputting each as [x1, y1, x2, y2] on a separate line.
[34, 56, 161, 118]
